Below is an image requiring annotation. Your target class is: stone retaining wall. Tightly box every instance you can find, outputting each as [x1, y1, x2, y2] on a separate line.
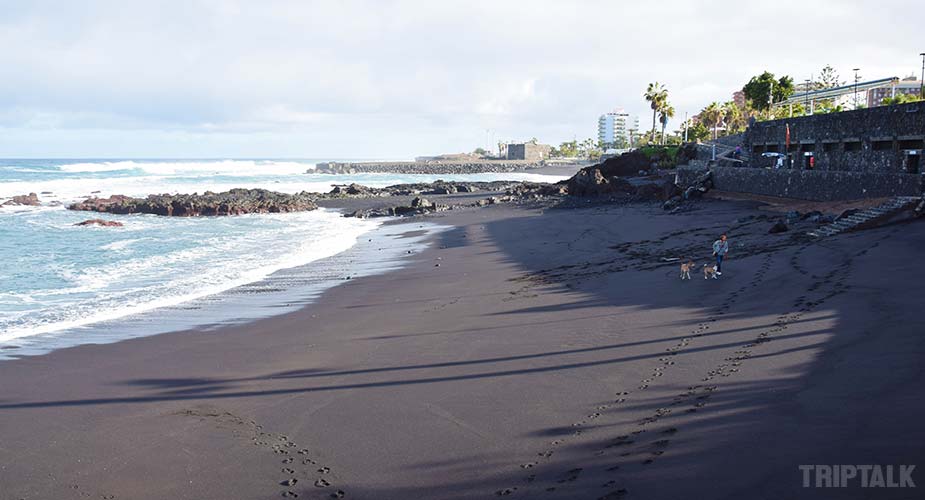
[677, 165, 923, 201]
[746, 102, 925, 173]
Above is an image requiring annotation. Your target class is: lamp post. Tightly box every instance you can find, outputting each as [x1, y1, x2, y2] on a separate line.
[920, 53, 925, 99]
[768, 80, 774, 119]
[804, 78, 811, 115]
[853, 68, 861, 109]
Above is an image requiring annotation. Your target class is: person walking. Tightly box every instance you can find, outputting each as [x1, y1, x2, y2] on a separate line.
[712, 234, 729, 276]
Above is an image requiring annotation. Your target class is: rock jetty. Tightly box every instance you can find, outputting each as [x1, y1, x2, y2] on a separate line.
[314, 161, 544, 175]
[68, 188, 318, 216]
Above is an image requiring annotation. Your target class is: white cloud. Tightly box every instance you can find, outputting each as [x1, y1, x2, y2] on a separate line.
[0, 0, 921, 157]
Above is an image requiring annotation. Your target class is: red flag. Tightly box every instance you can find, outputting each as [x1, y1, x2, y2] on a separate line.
[785, 124, 791, 151]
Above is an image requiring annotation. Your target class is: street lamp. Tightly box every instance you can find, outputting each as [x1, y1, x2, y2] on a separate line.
[920, 53, 924, 99]
[804, 78, 811, 114]
[853, 68, 861, 110]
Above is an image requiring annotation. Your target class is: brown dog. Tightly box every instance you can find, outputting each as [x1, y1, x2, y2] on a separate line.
[680, 260, 694, 280]
[703, 264, 718, 280]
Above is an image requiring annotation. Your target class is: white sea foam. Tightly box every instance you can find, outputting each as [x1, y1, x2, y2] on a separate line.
[57, 160, 315, 176]
[0, 158, 569, 354]
[0, 171, 568, 206]
[0, 209, 380, 343]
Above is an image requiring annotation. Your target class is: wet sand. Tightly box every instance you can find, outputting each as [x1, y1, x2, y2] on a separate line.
[1, 198, 923, 499]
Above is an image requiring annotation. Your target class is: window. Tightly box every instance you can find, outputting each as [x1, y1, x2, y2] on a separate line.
[844, 141, 862, 152]
[752, 145, 765, 154]
[766, 144, 780, 152]
[899, 139, 925, 150]
[871, 140, 893, 151]
[801, 143, 815, 152]
[822, 142, 837, 152]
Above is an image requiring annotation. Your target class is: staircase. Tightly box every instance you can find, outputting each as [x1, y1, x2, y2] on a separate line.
[807, 196, 921, 238]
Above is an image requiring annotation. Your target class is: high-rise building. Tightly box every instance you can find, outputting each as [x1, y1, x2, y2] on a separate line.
[598, 109, 639, 148]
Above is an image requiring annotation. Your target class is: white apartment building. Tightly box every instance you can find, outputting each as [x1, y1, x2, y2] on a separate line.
[598, 109, 639, 148]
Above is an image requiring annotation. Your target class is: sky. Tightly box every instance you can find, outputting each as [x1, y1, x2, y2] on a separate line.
[0, 0, 921, 158]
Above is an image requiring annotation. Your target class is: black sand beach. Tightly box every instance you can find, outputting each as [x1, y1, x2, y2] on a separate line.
[1, 197, 923, 499]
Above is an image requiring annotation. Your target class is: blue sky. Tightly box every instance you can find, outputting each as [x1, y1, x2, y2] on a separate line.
[0, 0, 920, 158]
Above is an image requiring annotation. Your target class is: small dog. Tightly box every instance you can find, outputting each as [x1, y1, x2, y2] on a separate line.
[703, 264, 718, 280]
[679, 260, 694, 280]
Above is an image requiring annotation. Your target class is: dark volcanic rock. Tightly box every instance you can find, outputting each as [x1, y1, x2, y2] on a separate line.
[636, 179, 681, 201]
[314, 161, 545, 175]
[68, 189, 318, 216]
[768, 220, 789, 233]
[329, 183, 381, 196]
[596, 151, 650, 177]
[837, 208, 860, 221]
[566, 168, 636, 197]
[75, 218, 123, 227]
[3, 192, 40, 206]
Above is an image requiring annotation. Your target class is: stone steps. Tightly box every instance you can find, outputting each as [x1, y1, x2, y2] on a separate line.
[807, 196, 920, 238]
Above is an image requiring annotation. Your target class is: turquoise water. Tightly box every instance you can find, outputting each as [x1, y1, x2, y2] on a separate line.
[0, 159, 561, 357]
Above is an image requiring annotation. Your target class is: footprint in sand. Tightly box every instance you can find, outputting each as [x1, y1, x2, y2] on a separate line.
[598, 488, 629, 499]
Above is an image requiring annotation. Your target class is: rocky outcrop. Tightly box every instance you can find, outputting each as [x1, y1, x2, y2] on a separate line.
[68, 189, 318, 216]
[3, 193, 40, 206]
[635, 179, 681, 201]
[346, 197, 447, 219]
[326, 180, 523, 198]
[314, 161, 545, 175]
[75, 219, 124, 227]
[566, 168, 636, 197]
[768, 220, 789, 233]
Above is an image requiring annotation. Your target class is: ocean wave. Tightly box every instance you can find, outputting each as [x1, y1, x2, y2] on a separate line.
[0, 210, 381, 344]
[57, 160, 315, 176]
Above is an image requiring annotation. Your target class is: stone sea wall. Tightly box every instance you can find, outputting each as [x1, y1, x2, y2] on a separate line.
[677, 165, 923, 201]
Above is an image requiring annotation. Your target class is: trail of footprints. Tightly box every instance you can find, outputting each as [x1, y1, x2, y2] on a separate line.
[495, 253, 776, 498]
[498, 243, 862, 498]
[177, 407, 345, 499]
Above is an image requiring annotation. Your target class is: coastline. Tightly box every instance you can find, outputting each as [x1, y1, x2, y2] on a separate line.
[1, 166, 578, 357]
[1, 197, 924, 499]
[0, 216, 448, 360]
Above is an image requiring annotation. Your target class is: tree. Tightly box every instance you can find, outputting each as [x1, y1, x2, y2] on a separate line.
[699, 102, 724, 140]
[644, 82, 668, 143]
[881, 93, 923, 105]
[555, 140, 579, 158]
[686, 121, 710, 142]
[473, 147, 489, 157]
[720, 100, 751, 135]
[818, 65, 843, 89]
[658, 104, 675, 145]
[743, 71, 794, 112]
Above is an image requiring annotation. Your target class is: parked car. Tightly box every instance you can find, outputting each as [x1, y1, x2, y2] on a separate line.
[761, 152, 786, 169]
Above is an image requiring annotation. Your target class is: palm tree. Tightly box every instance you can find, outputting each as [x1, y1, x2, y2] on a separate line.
[701, 102, 723, 140]
[722, 101, 746, 135]
[658, 104, 675, 145]
[644, 82, 668, 143]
